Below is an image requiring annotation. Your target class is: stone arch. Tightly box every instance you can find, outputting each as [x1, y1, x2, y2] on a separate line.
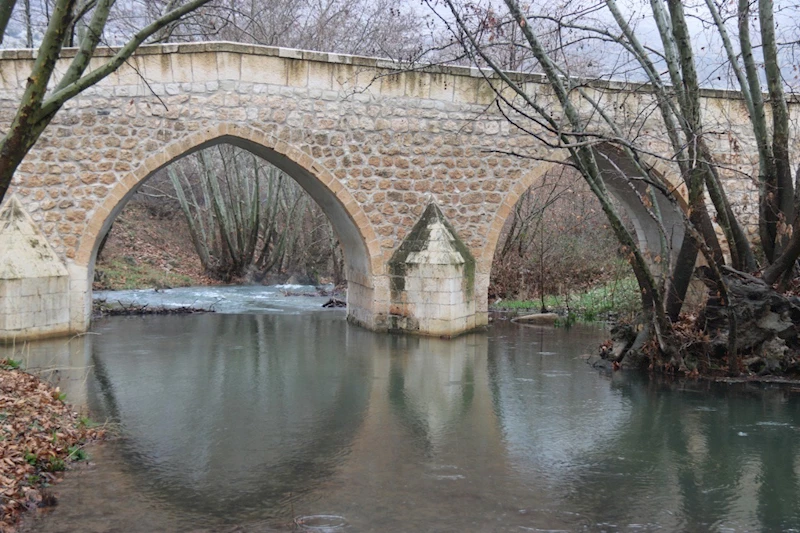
[70, 123, 385, 332]
[76, 123, 381, 288]
[479, 144, 687, 283]
[478, 159, 559, 275]
[635, 153, 688, 206]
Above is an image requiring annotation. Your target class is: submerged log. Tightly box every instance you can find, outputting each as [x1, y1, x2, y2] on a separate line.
[512, 312, 559, 325]
[92, 301, 212, 318]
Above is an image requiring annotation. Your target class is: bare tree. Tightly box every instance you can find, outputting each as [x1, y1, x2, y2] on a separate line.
[157, 146, 342, 283]
[108, 0, 422, 60]
[434, 0, 800, 372]
[492, 165, 627, 311]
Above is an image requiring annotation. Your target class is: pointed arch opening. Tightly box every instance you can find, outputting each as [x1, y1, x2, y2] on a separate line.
[76, 124, 381, 328]
[481, 145, 687, 313]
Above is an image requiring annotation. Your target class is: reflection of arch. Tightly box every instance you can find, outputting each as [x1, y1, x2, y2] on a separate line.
[86, 313, 372, 519]
[75, 123, 380, 286]
[480, 145, 687, 276]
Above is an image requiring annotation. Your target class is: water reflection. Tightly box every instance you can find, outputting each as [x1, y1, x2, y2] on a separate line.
[488, 326, 800, 531]
[0, 335, 94, 407]
[7, 311, 800, 532]
[565, 375, 800, 531]
[84, 313, 373, 523]
[387, 334, 482, 453]
[489, 326, 629, 479]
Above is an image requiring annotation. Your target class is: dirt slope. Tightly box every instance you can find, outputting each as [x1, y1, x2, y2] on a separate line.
[93, 202, 216, 290]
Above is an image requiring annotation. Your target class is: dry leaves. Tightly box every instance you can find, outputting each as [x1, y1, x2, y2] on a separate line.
[0, 363, 105, 532]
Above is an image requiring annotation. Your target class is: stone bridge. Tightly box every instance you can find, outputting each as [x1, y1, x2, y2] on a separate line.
[0, 42, 773, 341]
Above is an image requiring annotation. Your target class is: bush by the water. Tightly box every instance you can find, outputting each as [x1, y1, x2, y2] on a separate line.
[493, 276, 640, 323]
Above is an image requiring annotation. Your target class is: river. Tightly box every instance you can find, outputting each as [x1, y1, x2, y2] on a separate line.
[6, 285, 800, 532]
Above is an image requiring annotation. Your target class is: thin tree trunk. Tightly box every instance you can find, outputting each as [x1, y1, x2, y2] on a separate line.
[23, 0, 33, 48]
[0, 0, 18, 45]
[759, 0, 794, 259]
[168, 167, 212, 268]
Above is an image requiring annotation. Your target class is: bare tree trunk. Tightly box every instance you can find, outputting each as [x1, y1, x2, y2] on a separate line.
[23, 0, 33, 48]
[0, 0, 18, 45]
[759, 0, 794, 259]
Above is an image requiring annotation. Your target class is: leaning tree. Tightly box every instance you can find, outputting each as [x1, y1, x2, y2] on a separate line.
[0, 0, 217, 204]
[432, 0, 800, 373]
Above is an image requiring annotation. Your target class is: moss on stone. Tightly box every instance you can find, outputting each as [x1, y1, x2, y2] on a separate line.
[387, 203, 475, 299]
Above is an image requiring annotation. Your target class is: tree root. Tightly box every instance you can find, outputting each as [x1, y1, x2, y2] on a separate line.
[601, 269, 800, 377]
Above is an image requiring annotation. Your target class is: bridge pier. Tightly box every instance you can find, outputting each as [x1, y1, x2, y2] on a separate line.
[379, 204, 487, 337]
[342, 204, 488, 337]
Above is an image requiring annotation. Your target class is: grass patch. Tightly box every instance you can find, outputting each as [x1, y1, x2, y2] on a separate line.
[44, 456, 66, 473]
[78, 416, 102, 429]
[492, 276, 640, 323]
[94, 257, 195, 290]
[67, 445, 89, 462]
[0, 358, 21, 370]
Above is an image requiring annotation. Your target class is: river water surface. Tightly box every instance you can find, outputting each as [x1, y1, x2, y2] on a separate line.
[7, 286, 800, 532]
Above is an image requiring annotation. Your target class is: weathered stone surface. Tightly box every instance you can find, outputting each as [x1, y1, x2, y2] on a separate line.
[387, 203, 478, 336]
[0, 42, 788, 339]
[0, 196, 70, 340]
[0, 196, 68, 280]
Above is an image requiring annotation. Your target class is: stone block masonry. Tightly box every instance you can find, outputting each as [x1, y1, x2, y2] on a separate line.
[387, 203, 479, 336]
[0, 42, 787, 339]
[0, 196, 71, 340]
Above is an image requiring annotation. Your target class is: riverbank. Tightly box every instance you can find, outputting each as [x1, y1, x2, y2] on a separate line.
[0, 361, 105, 532]
[490, 276, 641, 325]
[93, 203, 216, 291]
